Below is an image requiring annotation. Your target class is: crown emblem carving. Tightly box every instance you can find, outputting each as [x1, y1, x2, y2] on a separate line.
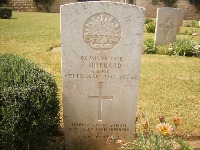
[83, 13, 121, 52]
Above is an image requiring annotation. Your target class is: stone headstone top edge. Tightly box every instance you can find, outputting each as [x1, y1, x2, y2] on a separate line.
[60, 1, 145, 11]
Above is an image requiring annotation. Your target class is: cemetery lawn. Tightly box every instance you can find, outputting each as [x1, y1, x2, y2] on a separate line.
[0, 12, 199, 139]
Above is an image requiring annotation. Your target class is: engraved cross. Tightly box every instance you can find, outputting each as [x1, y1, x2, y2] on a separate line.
[88, 82, 113, 121]
[158, 17, 175, 41]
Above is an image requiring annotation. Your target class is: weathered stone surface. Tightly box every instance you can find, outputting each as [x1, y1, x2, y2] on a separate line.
[176, 8, 184, 34]
[136, 0, 199, 20]
[155, 7, 179, 46]
[61, 2, 145, 150]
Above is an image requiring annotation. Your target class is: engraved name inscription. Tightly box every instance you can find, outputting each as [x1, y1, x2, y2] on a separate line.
[83, 13, 121, 51]
[65, 55, 138, 80]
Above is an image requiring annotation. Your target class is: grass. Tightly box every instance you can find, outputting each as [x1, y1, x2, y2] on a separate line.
[139, 55, 200, 138]
[0, 12, 62, 96]
[0, 12, 200, 138]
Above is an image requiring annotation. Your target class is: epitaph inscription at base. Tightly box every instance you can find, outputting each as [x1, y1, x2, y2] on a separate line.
[61, 2, 145, 150]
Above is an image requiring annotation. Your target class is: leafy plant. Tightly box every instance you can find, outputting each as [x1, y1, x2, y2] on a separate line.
[172, 39, 200, 57]
[143, 38, 200, 57]
[143, 39, 157, 54]
[151, 0, 177, 6]
[0, 7, 12, 19]
[182, 30, 197, 35]
[0, 0, 8, 5]
[33, 0, 53, 12]
[191, 21, 197, 27]
[0, 54, 60, 150]
[146, 21, 156, 33]
[156, 44, 175, 56]
[184, 21, 198, 27]
[145, 18, 154, 24]
[107, 113, 192, 150]
[151, 0, 160, 5]
[189, 0, 200, 11]
[160, 0, 177, 6]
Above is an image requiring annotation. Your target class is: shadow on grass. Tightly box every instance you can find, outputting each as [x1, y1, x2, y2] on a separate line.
[0, 18, 17, 19]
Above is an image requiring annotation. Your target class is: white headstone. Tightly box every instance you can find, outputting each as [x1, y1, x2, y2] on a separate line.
[61, 2, 145, 150]
[155, 7, 179, 46]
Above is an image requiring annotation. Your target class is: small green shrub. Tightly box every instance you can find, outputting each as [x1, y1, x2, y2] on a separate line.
[0, 54, 60, 150]
[146, 21, 156, 33]
[172, 39, 200, 57]
[182, 30, 197, 35]
[151, 0, 177, 6]
[33, 0, 53, 12]
[189, 0, 200, 11]
[144, 18, 154, 24]
[160, 0, 177, 6]
[143, 39, 200, 57]
[0, 0, 8, 5]
[184, 21, 197, 27]
[191, 21, 197, 27]
[156, 44, 175, 56]
[143, 39, 157, 54]
[0, 7, 12, 19]
[151, 0, 160, 5]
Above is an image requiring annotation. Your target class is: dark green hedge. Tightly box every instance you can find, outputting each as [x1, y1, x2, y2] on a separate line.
[0, 0, 8, 4]
[0, 7, 12, 19]
[0, 54, 60, 150]
[160, 0, 177, 6]
[189, 0, 200, 10]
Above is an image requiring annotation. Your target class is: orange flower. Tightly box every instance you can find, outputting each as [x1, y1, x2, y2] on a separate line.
[173, 117, 181, 127]
[140, 113, 149, 130]
[141, 119, 149, 130]
[156, 123, 173, 136]
[158, 115, 165, 123]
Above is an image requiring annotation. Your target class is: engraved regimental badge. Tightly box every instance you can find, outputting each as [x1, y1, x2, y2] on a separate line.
[83, 13, 121, 52]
